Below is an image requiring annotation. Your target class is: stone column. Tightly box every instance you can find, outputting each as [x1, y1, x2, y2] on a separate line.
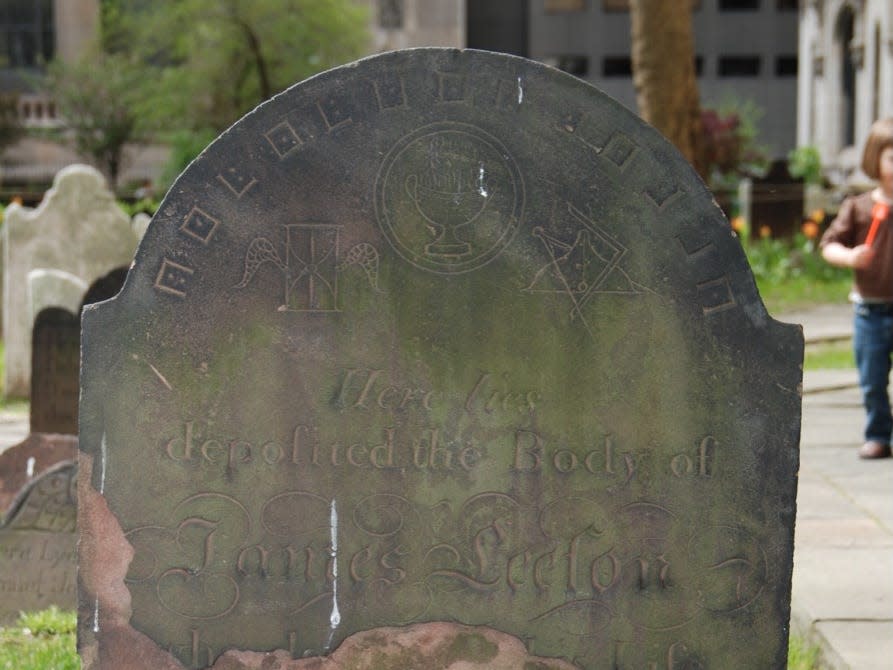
[53, 0, 100, 64]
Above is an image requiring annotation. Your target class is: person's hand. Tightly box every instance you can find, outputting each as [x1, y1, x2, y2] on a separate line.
[850, 244, 875, 269]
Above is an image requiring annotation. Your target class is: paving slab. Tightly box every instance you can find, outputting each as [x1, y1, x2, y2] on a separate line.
[794, 385, 893, 670]
[811, 621, 893, 670]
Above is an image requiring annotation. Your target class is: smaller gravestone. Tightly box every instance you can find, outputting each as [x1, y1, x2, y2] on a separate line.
[30, 307, 81, 434]
[0, 460, 77, 624]
[2, 164, 143, 399]
[0, 433, 78, 513]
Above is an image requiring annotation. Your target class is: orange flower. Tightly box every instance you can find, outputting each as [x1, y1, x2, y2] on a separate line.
[731, 216, 747, 232]
[810, 208, 825, 223]
[801, 220, 820, 239]
[759, 225, 772, 239]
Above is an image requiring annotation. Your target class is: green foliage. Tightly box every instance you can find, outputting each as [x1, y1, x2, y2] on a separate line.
[747, 233, 849, 285]
[112, 0, 370, 135]
[788, 146, 824, 185]
[804, 340, 854, 371]
[0, 608, 78, 670]
[158, 128, 218, 193]
[701, 99, 770, 190]
[44, 48, 144, 190]
[0, 93, 23, 151]
[787, 634, 823, 669]
[744, 233, 852, 313]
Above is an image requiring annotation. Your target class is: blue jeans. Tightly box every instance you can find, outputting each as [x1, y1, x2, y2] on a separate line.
[854, 303, 893, 444]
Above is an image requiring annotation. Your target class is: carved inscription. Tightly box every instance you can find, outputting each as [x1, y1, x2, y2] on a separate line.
[0, 463, 77, 623]
[125, 476, 762, 665]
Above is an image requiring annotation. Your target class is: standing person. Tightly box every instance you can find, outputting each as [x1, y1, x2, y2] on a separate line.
[821, 118, 893, 459]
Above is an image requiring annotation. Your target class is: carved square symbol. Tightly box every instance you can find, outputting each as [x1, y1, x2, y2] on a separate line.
[154, 259, 194, 298]
[180, 207, 220, 244]
[217, 167, 257, 198]
[318, 96, 353, 130]
[437, 72, 466, 102]
[697, 276, 736, 315]
[646, 179, 681, 209]
[265, 121, 302, 158]
[602, 133, 637, 170]
[373, 74, 406, 109]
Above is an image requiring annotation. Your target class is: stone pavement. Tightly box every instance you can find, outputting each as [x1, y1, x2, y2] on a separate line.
[778, 302, 892, 670]
[0, 303, 888, 668]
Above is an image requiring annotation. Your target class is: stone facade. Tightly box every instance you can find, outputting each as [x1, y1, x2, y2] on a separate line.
[363, 0, 464, 52]
[798, 0, 893, 184]
[2, 165, 143, 398]
[525, 1, 800, 159]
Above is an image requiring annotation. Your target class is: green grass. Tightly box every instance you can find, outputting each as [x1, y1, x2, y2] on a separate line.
[788, 633, 824, 669]
[0, 608, 78, 670]
[804, 340, 855, 371]
[743, 232, 853, 314]
[757, 275, 851, 316]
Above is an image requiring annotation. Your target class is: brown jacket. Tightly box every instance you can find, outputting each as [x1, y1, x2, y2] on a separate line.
[821, 191, 893, 302]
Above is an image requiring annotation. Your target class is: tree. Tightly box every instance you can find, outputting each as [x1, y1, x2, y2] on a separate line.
[45, 49, 143, 190]
[629, 0, 705, 178]
[0, 93, 24, 152]
[115, 0, 370, 134]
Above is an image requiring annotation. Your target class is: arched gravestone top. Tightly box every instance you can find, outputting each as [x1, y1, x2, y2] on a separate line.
[78, 49, 802, 670]
[0, 460, 77, 624]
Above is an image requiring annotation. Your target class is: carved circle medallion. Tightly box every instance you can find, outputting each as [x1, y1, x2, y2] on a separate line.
[374, 122, 524, 274]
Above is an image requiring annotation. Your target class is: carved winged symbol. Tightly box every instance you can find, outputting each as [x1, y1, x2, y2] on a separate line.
[234, 237, 286, 289]
[338, 243, 382, 292]
[234, 226, 382, 312]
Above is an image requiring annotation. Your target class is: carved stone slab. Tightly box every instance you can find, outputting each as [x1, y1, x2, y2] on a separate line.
[78, 49, 803, 670]
[0, 460, 77, 624]
[0, 432, 78, 513]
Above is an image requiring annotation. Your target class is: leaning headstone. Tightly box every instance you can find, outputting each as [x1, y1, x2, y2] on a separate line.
[2, 164, 143, 399]
[0, 433, 78, 513]
[79, 49, 803, 669]
[0, 460, 77, 624]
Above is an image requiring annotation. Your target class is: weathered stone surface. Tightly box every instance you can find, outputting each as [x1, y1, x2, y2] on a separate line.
[0, 460, 77, 624]
[0, 432, 78, 513]
[79, 49, 802, 669]
[2, 164, 143, 398]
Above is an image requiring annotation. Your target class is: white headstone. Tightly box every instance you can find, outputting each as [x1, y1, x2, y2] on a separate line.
[2, 165, 142, 398]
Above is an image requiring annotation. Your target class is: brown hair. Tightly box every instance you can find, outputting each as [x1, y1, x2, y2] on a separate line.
[862, 118, 893, 179]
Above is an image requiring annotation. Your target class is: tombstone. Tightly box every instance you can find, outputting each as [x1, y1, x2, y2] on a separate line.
[78, 49, 803, 670]
[28, 267, 131, 434]
[0, 433, 78, 513]
[2, 164, 143, 399]
[0, 460, 77, 624]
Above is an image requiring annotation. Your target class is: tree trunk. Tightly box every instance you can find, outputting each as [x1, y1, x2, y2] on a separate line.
[629, 0, 706, 178]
